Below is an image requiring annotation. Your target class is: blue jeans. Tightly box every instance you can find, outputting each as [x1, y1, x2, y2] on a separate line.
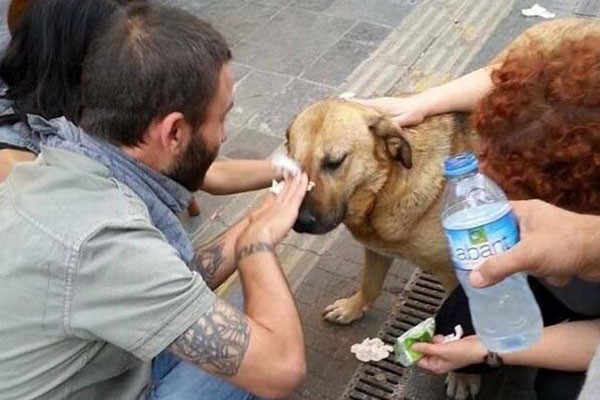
[148, 352, 262, 400]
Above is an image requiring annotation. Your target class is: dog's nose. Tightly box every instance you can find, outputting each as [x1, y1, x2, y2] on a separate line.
[293, 206, 318, 233]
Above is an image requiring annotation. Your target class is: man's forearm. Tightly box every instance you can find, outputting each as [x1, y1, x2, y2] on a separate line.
[237, 240, 304, 356]
[170, 239, 305, 398]
[190, 217, 249, 289]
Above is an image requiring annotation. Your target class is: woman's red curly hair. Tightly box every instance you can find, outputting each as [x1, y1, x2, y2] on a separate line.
[473, 36, 600, 214]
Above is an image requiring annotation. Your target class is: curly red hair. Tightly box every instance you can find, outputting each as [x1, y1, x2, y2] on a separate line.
[473, 36, 600, 214]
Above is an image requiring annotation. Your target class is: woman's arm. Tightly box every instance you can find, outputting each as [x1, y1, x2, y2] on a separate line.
[200, 159, 281, 195]
[413, 319, 600, 374]
[354, 64, 498, 126]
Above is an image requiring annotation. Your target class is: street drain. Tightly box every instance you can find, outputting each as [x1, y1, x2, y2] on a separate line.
[341, 270, 446, 400]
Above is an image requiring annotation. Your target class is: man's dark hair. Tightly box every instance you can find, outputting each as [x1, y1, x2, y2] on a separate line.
[80, 3, 232, 147]
[0, 0, 131, 122]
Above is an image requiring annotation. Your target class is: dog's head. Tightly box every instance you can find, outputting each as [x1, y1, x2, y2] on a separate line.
[287, 99, 412, 234]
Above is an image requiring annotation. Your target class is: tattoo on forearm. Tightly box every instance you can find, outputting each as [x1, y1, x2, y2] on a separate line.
[237, 242, 275, 261]
[190, 240, 225, 289]
[169, 299, 250, 376]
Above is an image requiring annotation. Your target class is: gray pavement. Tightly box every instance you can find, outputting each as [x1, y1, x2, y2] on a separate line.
[172, 0, 599, 400]
[176, 1, 596, 398]
[176, 1, 596, 399]
[1, 0, 597, 399]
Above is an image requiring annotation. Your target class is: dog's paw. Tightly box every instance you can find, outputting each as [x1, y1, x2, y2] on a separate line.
[322, 296, 367, 324]
[445, 372, 481, 400]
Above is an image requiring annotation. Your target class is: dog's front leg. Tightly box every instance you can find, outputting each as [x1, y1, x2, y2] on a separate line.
[323, 248, 393, 324]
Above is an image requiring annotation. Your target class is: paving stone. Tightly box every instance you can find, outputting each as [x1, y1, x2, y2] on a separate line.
[247, 78, 333, 137]
[306, 347, 337, 378]
[296, 283, 325, 305]
[344, 21, 393, 46]
[207, 3, 282, 46]
[319, 255, 361, 279]
[325, 0, 423, 27]
[542, 0, 579, 12]
[229, 69, 291, 127]
[303, 39, 377, 86]
[291, 373, 326, 400]
[231, 62, 253, 83]
[219, 120, 245, 146]
[326, 274, 361, 297]
[290, 0, 338, 12]
[576, 0, 600, 16]
[326, 229, 364, 262]
[233, 8, 355, 76]
[247, 0, 295, 7]
[303, 266, 338, 289]
[221, 127, 283, 159]
[465, 0, 578, 71]
[167, 0, 241, 16]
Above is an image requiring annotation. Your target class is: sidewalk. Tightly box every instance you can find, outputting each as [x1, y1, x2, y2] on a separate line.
[174, 1, 598, 399]
[2, 0, 595, 399]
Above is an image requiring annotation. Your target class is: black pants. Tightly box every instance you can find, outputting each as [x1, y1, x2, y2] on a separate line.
[435, 277, 590, 400]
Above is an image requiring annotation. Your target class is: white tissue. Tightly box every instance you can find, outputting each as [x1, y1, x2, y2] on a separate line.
[521, 4, 555, 19]
[269, 179, 286, 195]
[269, 179, 315, 195]
[271, 153, 301, 177]
[442, 325, 464, 343]
[350, 338, 394, 362]
[339, 92, 357, 100]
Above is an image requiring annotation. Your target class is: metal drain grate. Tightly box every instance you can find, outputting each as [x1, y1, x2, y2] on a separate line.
[341, 270, 446, 400]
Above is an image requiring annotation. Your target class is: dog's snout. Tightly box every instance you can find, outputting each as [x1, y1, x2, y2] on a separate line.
[293, 205, 318, 233]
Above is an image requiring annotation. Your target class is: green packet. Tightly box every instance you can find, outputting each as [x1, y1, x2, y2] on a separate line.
[393, 317, 435, 367]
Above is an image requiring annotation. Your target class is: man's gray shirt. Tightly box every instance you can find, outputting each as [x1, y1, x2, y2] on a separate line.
[0, 146, 215, 399]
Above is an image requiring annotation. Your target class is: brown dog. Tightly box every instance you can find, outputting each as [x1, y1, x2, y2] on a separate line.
[287, 18, 599, 325]
[289, 99, 473, 323]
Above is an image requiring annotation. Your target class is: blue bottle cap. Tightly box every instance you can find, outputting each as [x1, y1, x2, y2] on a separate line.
[443, 152, 478, 178]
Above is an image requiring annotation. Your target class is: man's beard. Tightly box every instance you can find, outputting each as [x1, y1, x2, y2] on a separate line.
[167, 134, 217, 191]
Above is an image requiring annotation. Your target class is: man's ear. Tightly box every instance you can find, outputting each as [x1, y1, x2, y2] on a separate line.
[155, 112, 191, 156]
[368, 116, 412, 169]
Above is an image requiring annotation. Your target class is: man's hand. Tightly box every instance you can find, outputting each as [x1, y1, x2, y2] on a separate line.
[237, 173, 308, 250]
[172, 174, 310, 399]
[470, 200, 600, 288]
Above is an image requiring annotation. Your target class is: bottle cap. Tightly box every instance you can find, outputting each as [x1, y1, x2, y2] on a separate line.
[443, 152, 478, 178]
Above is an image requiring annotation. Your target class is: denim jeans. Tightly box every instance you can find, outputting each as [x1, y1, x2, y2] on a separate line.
[147, 352, 262, 400]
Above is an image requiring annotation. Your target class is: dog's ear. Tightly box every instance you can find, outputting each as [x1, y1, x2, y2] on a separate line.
[368, 117, 412, 169]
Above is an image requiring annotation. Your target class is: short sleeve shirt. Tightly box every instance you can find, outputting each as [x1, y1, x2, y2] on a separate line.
[0, 146, 215, 400]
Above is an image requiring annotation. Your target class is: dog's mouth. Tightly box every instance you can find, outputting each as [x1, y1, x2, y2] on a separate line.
[293, 203, 347, 234]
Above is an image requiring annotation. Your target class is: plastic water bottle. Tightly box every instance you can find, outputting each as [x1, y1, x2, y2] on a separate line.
[441, 152, 542, 353]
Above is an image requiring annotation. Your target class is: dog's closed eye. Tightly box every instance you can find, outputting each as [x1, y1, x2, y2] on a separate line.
[322, 154, 347, 172]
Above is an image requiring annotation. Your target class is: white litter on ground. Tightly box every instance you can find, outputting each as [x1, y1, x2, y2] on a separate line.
[521, 4, 556, 19]
[339, 91, 357, 100]
[350, 338, 394, 362]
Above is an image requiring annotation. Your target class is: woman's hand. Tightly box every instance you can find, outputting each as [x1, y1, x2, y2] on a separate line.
[470, 200, 600, 288]
[352, 95, 431, 127]
[412, 335, 487, 375]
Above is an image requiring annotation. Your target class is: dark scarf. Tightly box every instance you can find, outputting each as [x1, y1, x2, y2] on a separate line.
[30, 115, 195, 264]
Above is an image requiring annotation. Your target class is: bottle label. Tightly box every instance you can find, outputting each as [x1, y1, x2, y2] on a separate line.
[445, 210, 519, 271]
